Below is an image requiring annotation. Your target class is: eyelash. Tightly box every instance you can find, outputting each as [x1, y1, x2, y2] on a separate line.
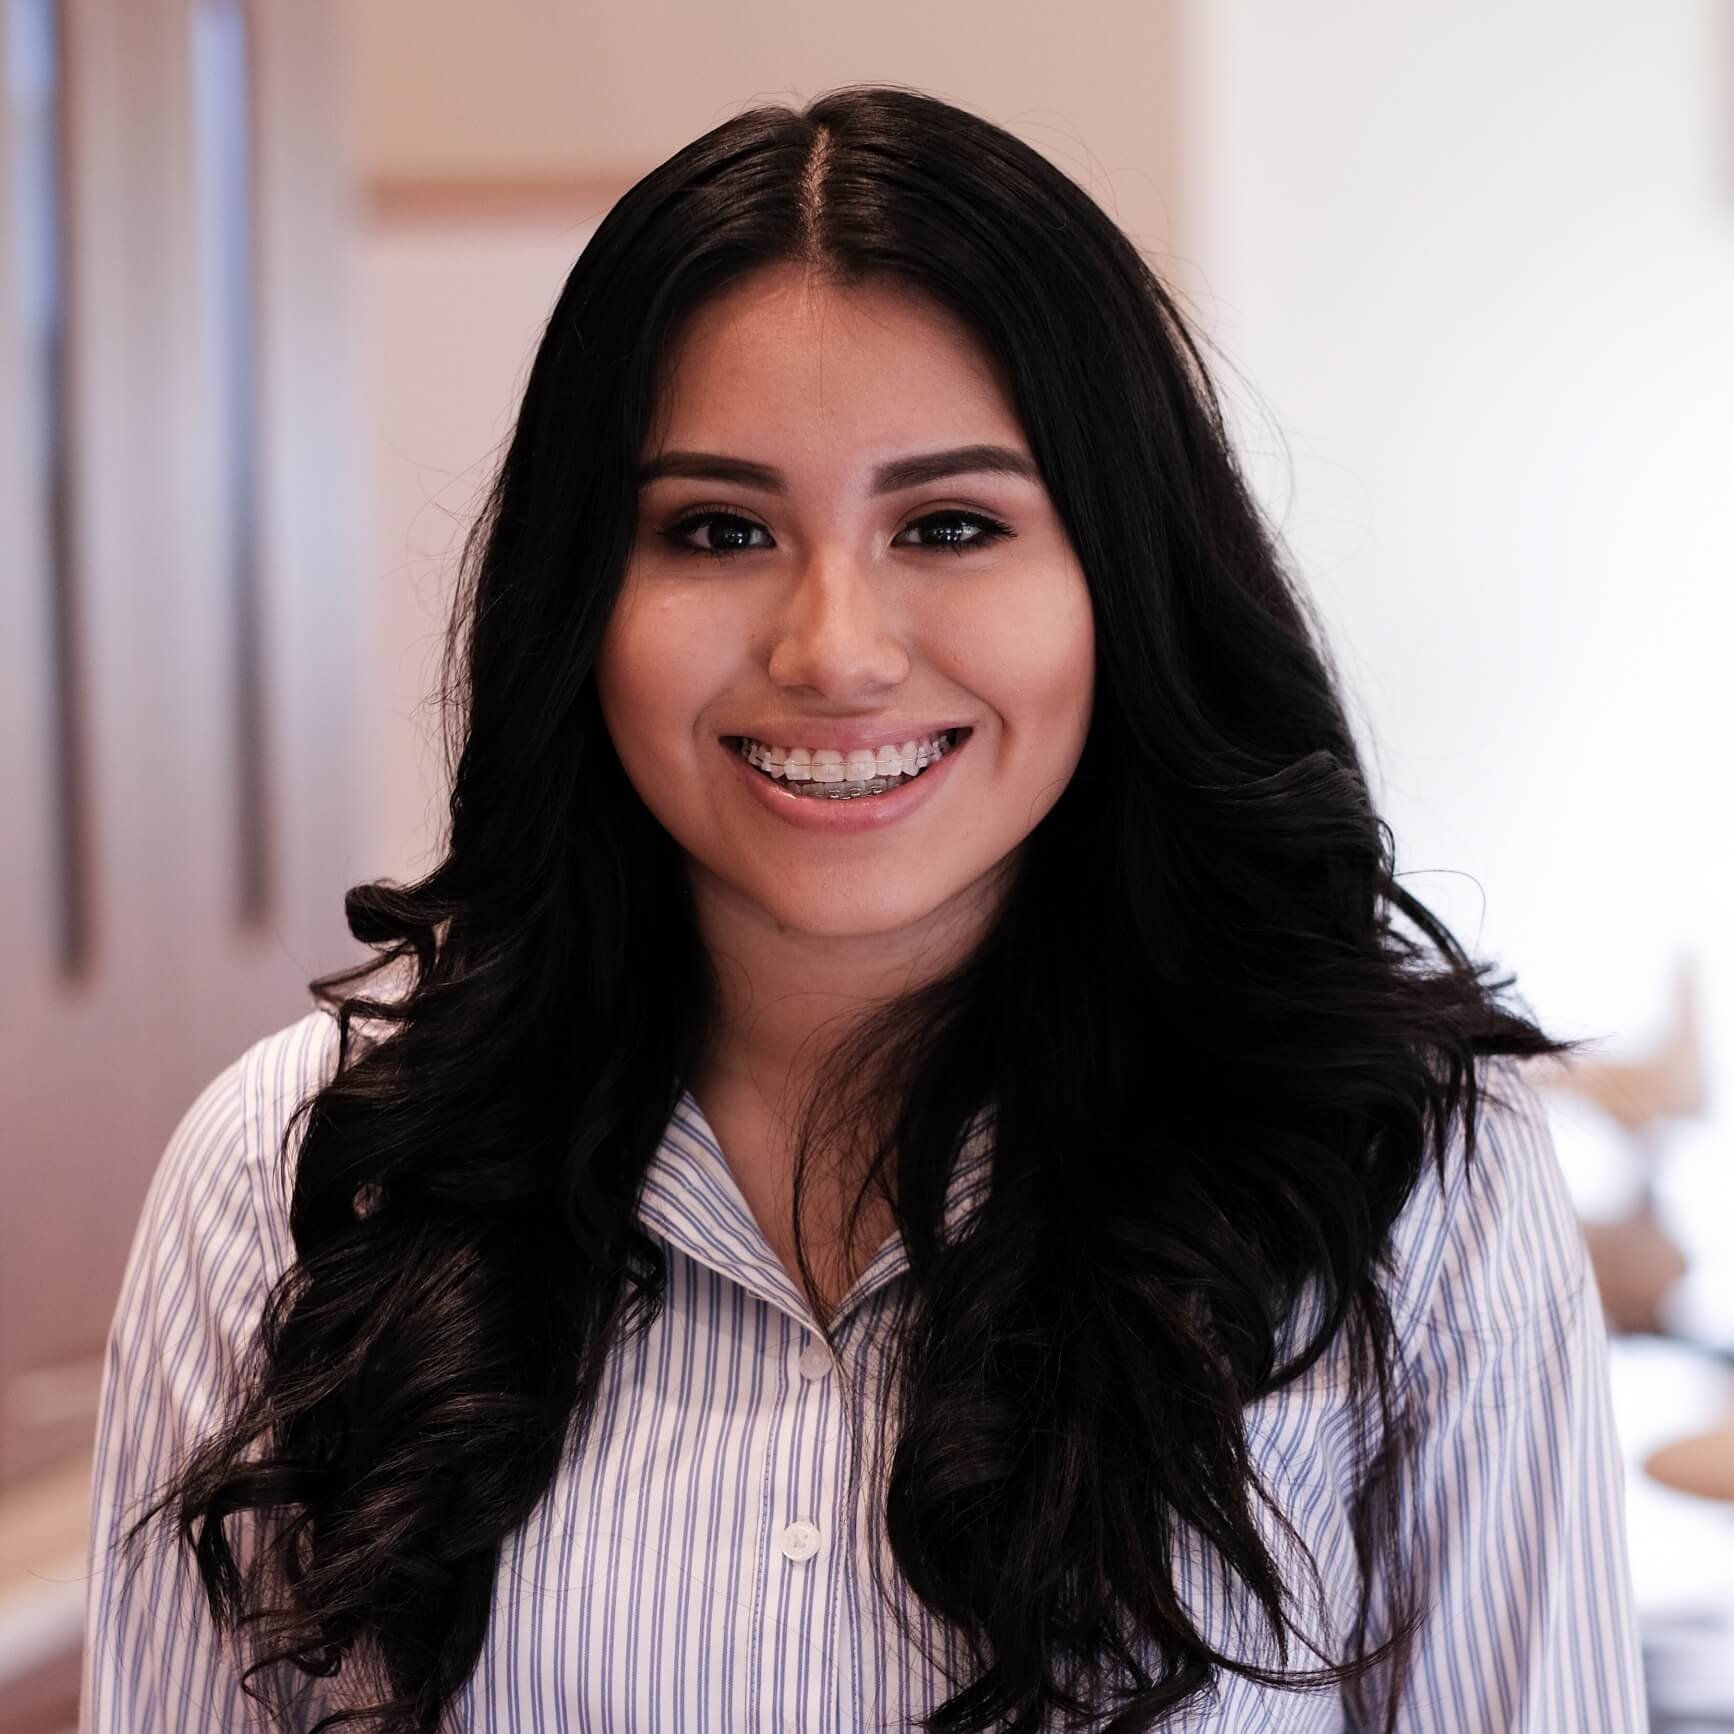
[658, 507, 1016, 561]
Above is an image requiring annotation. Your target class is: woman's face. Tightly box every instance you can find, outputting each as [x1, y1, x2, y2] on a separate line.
[596, 263, 1095, 947]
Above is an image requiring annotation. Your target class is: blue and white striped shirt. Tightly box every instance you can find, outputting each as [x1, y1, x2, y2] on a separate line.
[82, 1008, 1648, 1731]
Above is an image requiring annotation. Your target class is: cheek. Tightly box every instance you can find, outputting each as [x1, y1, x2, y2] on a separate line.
[595, 584, 723, 772]
[955, 572, 1095, 746]
[592, 620, 648, 771]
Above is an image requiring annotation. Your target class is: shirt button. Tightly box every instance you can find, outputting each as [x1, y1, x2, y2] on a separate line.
[797, 1338, 833, 1379]
[776, 1519, 822, 1562]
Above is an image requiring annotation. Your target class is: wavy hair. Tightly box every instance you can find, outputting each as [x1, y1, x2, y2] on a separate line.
[125, 85, 1577, 1732]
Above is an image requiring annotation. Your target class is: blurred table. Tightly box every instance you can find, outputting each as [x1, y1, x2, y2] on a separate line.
[1609, 1337, 1734, 1730]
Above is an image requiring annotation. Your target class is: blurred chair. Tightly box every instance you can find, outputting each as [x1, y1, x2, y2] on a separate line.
[1647, 1419, 1734, 1504]
[1528, 955, 1705, 1336]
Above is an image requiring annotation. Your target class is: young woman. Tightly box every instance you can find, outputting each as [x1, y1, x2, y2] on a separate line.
[83, 86, 1645, 1733]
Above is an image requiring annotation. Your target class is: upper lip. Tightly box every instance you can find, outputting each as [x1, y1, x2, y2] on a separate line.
[722, 722, 972, 752]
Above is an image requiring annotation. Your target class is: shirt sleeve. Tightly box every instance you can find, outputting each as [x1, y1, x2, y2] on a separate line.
[1348, 1061, 1649, 1733]
[80, 1041, 315, 1733]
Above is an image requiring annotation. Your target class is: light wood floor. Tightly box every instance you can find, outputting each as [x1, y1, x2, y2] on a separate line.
[0, 1452, 90, 1734]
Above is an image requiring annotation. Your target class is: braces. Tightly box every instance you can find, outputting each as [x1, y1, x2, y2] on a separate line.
[737, 732, 955, 798]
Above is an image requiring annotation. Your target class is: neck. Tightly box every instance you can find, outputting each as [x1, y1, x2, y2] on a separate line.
[686, 861, 1007, 1108]
[680, 861, 1011, 1322]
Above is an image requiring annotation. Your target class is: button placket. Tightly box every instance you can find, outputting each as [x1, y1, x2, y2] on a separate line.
[771, 1336, 828, 1572]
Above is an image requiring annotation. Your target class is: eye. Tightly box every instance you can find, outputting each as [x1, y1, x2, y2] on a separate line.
[892, 510, 1015, 555]
[661, 510, 774, 560]
[656, 505, 1017, 562]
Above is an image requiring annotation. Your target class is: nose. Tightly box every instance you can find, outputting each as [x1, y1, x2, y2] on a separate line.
[764, 547, 910, 699]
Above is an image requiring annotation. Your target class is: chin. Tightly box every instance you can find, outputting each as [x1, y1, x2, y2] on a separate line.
[757, 882, 947, 942]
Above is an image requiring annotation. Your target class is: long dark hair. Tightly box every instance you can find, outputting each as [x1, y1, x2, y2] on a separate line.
[126, 84, 1577, 1732]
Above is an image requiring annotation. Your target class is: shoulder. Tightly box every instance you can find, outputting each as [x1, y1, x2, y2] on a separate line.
[228, 1004, 348, 1154]
[205, 1003, 346, 1173]
[87, 1009, 360, 1728]
[97, 1007, 353, 1467]
[141, 1007, 348, 1294]
[1381, 1053, 1593, 1380]
[1349, 1063, 1647, 1728]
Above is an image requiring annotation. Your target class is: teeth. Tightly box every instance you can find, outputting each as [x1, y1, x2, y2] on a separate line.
[735, 730, 958, 797]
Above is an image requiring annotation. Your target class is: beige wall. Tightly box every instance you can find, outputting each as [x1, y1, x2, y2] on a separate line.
[354, 212, 604, 883]
[340, 0, 1185, 251]
[1182, 0, 1734, 1623]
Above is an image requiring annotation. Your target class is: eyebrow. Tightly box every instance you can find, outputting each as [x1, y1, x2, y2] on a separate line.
[635, 443, 1040, 495]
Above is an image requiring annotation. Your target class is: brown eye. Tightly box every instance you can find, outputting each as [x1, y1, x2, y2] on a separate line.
[662, 511, 774, 559]
[892, 510, 1015, 554]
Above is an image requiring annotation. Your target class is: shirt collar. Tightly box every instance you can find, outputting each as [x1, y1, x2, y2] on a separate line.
[634, 1089, 996, 1333]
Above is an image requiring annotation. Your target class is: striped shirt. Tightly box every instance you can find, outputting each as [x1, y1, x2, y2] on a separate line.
[82, 1008, 1648, 1731]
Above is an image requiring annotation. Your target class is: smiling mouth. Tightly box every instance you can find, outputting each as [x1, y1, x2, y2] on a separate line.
[724, 728, 968, 799]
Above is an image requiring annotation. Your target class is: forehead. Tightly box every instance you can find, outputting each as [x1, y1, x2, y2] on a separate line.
[649, 264, 1022, 450]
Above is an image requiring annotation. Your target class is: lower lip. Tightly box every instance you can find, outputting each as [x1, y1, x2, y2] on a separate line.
[721, 731, 972, 833]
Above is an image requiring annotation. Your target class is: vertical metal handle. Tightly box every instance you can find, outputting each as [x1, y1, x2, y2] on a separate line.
[191, 0, 268, 929]
[8, 0, 88, 979]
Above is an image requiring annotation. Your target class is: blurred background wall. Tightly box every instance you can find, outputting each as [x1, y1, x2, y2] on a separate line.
[0, 5, 362, 1721]
[2, 2, 1730, 1728]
